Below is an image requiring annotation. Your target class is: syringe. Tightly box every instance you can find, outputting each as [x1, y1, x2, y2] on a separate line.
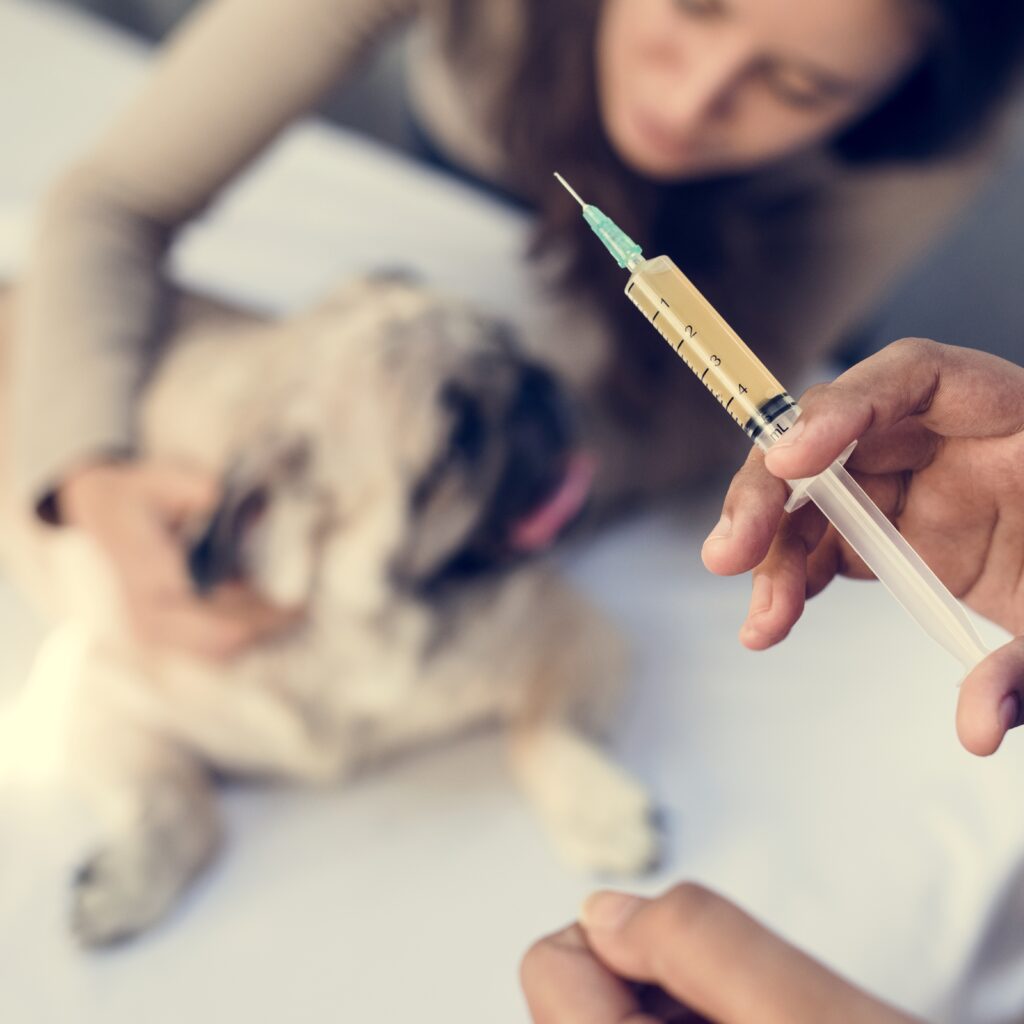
[556, 172, 988, 671]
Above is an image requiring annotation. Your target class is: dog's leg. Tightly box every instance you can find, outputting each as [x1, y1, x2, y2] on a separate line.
[67, 683, 222, 947]
[505, 579, 660, 875]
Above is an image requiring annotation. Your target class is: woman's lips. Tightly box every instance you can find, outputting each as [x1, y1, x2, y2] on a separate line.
[625, 103, 717, 169]
[630, 108, 693, 159]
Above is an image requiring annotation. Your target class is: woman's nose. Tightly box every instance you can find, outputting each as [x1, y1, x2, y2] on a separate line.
[658, 35, 752, 132]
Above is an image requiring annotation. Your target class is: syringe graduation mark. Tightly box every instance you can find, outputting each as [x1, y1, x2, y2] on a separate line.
[634, 283, 744, 425]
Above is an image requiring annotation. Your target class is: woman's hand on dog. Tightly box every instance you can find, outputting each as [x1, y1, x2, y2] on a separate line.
[701, 338, 1024, 756]
[521, 883, 915, 1023]
[59, 459, 299, 659]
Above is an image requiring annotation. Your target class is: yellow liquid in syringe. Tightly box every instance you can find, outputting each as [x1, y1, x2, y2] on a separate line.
[625, 255, 798, 447]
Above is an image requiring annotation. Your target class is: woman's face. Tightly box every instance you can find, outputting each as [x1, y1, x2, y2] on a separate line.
[596, 0, 930, 180]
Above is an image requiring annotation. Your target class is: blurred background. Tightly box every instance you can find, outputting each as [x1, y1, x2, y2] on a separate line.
[3, 3, 1024, 1023]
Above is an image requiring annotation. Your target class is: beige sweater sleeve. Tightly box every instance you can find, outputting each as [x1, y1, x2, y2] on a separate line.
[15, 0, 417, 517]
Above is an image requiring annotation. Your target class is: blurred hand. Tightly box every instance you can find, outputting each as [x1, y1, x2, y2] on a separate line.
[59, 459, 298, 659]
[522, 884, 916, 1023]
[701, 339, 1024, 755]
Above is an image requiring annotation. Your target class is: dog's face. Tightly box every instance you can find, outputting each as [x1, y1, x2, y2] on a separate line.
[188, 277, 593, 610]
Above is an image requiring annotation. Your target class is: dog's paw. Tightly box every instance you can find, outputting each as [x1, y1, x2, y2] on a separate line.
[518, 729, 661, 876]
[70, 841, 190, 948]
[548, 764, 662, 876]
[71, 847, 163, 947]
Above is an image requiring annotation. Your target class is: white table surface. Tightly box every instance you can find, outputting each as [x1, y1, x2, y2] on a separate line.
[2, 4, 1023, 1022]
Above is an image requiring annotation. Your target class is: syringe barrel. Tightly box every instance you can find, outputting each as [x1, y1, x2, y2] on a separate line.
[803, 465, 988, 670]
[625, 255, 799, 449]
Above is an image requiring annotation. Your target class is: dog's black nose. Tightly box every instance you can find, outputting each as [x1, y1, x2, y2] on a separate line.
[507, 364, 574, 461]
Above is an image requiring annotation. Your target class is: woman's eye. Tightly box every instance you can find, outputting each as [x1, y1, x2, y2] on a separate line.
[672, 0, 724, 19]
[763, 71, 831, 110]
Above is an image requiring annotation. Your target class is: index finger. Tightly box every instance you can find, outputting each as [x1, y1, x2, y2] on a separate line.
[520, 924, 660, 1024]
[764, 340, 1024, 482]
[115, 515, 195, 599]
[131, 592, 299, 660]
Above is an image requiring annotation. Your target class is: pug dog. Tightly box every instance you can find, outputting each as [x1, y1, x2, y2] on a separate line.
[0, 278, 658, 947]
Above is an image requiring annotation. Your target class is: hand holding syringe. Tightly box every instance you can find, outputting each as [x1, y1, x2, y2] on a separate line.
[556, 173, 990, 672]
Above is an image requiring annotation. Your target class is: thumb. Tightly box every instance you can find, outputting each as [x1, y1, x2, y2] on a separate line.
[578, 886, 905, 1024]
[579, 886, 811, 1021]
[140, 463, 220, 519]
[956, 636, 1024, 756]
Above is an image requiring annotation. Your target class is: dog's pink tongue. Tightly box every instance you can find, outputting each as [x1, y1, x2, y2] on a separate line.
[510, 453, 596, 553]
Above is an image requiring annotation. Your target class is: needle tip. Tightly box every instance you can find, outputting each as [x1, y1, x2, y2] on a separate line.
[554, 172, 586, 208]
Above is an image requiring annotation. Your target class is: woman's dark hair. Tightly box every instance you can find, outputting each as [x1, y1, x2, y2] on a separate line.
[838, 0, 1024, 161]
[442, 0, 1024, 412]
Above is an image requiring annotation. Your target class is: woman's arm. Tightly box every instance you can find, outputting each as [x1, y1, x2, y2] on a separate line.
[15, 0, 418, 519]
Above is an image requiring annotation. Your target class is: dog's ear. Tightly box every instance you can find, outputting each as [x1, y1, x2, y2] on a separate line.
[364, 267, 422, 286]
[308, 269, 424, 321]
[187, 434, 312, 594]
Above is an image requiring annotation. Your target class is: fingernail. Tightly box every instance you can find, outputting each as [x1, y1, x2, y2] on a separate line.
[739, 623, 764, 646]
[999, 692, 1022, 733]
[705, 515, 732, 544]
[580, 891, 645, 932]
[770, 419, 805, 450]
[750, 573, 773, 615]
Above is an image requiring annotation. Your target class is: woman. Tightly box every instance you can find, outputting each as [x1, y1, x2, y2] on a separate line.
[15, 0, 1024, 655]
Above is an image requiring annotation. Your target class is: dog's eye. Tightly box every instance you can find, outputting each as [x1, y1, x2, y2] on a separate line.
[444, 386, 486, 464]
[411, 388, 488, 514]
